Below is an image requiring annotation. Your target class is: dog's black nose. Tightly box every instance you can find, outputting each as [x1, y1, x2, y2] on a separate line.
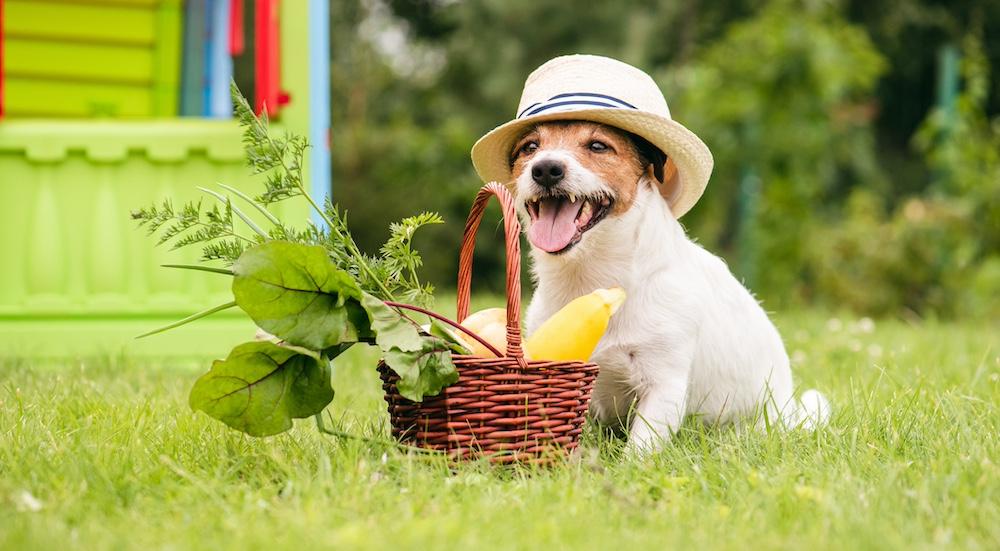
[531, 160, 565, 188]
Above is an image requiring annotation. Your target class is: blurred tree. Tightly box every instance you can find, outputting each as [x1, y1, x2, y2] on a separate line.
[844, 0, 1000, 197]
[329, 0, 1000, 317]
[806, 32, 1000, 319]
[667, 0, 887, 302]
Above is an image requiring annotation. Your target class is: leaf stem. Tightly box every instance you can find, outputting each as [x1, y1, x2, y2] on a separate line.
[198, 187, 269, 239]
[293, 175, 395, 300]
[135, 301, 238, 339]
[161, 264, 234, 275]
[217, 183, 281, 226]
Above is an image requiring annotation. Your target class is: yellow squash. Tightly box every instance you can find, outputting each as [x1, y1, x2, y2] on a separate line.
[458, 288, 626, 361]
[524, 287, 626, 361]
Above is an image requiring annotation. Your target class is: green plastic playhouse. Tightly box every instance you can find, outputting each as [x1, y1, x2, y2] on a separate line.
[0, 0, 331, 356]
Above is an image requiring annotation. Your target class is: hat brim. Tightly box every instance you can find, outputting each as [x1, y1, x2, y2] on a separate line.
[470, 109, 713, 218]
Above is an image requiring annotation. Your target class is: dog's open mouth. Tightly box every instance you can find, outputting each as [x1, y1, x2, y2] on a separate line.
[525, 192, 613, 254]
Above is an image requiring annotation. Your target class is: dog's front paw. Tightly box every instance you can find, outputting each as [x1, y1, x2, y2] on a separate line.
[624, 420, 671, 458]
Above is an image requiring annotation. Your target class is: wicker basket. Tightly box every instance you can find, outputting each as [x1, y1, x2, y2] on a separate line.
[378, 182, 600, 463]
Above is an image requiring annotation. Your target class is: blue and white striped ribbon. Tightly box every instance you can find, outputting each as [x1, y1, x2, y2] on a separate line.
[517, 92, 638, 119]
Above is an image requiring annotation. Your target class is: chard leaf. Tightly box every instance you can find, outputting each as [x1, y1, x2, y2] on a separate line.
[189, 341, 334, 437]
[384, 338, 458, 401]
[361, 292, 425, 351]
[232, 241, 370, 350]
[360, 293, 458, 401]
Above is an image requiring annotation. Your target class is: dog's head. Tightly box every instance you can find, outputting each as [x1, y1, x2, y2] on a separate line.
[509, 121, 675, 256]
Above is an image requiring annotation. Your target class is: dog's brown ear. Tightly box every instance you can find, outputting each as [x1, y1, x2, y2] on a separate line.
[657, 158, 681, 205]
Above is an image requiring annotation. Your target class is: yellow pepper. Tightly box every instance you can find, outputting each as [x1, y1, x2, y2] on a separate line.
[458, 288, 626, 362]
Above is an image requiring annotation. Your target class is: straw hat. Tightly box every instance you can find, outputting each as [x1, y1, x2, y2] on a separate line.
[471, 55, 713, 218]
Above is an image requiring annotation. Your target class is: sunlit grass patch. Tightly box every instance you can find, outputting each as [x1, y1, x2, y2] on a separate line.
[1, 310, 997, 550]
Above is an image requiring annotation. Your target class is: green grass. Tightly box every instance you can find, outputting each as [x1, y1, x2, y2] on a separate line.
[1, 309, 997, 550]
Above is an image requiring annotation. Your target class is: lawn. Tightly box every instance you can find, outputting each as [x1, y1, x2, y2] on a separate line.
[1, 309, 997, 550]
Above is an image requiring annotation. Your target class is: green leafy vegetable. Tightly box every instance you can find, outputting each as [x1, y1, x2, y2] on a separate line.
[361, 293, 458, 400]
[189, 341, 335, 437]
[232, 241, 370, 350]
[361, 292, 426, 351]
[384, 339, 458, 401]
[133, 83, 458, 438]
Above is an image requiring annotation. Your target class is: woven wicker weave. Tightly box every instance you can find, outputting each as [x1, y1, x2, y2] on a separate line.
[378, 182, 600, 463]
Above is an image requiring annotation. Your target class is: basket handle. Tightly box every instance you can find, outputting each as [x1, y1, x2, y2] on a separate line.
[456, 182, 526, 363]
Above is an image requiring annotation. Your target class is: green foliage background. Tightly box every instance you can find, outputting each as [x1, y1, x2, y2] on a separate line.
[328, 0, 1000, 319]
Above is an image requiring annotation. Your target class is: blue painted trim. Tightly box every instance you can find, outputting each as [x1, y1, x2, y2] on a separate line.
[207, 0, 233, 118]
[308, 0, 331, 229]
[201, 0, 214, 115]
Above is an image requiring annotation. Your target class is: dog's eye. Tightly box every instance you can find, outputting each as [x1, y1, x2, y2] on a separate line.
[588, 140, 610, 153]
[519, 141, 539, 156]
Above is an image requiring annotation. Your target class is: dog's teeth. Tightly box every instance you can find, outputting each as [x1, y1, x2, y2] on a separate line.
[569, 193, 577, 203]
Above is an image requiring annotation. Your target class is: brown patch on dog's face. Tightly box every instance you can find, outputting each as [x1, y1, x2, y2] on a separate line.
[509, 121, 670, 254]
[511, 122, 652, 215]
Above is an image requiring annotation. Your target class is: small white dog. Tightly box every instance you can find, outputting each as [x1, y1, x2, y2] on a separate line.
[511, 121, 828, 453]
[471, 55, 828, 453]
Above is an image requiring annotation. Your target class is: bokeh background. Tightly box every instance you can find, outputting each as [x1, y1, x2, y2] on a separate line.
[331, 0, 1000, 320]
[1, 0, 997, 357]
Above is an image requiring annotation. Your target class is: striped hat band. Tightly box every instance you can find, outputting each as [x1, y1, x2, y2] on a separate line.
[517, 92, 639, 119]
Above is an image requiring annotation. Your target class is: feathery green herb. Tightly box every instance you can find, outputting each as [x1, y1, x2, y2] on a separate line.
[131, 81, 442, 306]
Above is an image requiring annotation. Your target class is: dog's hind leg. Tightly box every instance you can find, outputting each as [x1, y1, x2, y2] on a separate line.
[589, 371, 637, 432]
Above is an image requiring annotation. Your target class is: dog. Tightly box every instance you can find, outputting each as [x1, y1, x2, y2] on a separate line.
[509, 120, 829, 453]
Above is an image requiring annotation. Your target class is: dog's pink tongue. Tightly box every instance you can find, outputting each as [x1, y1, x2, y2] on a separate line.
[528, 197, 583, 253]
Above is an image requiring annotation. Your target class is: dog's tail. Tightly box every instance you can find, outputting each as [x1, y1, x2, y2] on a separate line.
[786, 389, 831, 430]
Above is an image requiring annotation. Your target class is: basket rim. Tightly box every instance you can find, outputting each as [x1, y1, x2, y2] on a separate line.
[450, 353, 600, 371]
